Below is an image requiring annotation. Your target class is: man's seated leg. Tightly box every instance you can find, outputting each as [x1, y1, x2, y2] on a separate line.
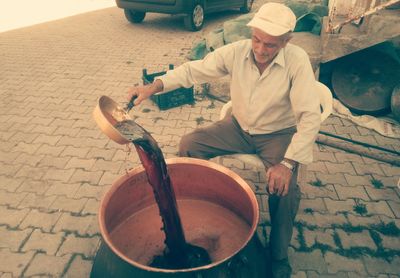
[179, 115, 254, 159]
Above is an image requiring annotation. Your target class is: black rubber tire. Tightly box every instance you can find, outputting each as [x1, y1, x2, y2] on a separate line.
[124, 9, 146, 23]
[184, 4, 204, 31]
[240, 0, 254, 13]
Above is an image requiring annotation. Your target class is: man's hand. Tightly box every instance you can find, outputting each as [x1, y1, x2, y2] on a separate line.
[127, 79, 164, 106]
[266, 163, 293, 196]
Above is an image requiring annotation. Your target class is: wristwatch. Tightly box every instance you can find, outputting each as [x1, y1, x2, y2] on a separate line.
[279, 159, 297, 172]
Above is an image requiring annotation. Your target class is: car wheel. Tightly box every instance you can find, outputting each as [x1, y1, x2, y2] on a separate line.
[184, 4, 204, 31]
[124, 9, 146, 23]
[240, 0, 253, 13]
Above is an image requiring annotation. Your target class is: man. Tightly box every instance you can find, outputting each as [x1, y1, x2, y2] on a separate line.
[127, 3, 321, 277]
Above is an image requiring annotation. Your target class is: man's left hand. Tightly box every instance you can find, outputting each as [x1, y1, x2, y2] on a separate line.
[266, 164, 293, 196]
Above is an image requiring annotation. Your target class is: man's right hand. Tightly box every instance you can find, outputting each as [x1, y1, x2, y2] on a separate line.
[127, 79, 164, 106]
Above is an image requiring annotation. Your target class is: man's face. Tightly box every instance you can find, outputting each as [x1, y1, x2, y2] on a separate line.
[251, 28, 290, 65]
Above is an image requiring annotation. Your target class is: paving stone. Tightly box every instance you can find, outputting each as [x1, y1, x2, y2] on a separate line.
[98, 171, 121, 186]
[363, 256, 400, 276]
[90, 159, 123, 174]
[19, 209, 62, 232]
[324, 198, 355, 214]
[35, 144, 66, 156]
[344, 174, 372, 187]
[57, 234, 100, 257]
[365, 201, 396, 218]
[14, 153, 45, 167]
[303, 227, 336, 249]
[82, 198, 100, 215]
[53, 213, 99, 236]
[42, 168, 75, 183]
[49, 196, 87, 214]
[22, 229, 64, 255]
[324, 251, 367, 275]
[0, 190, 27, 207]
[45, 181, 81, 198]
[378, 232, 400, 251]
[65, 157, 96, 171]
[37, 155, 71, 169]
[334, 152, 364, 163]
[336, 230, 376, 250]
[307, 161, 329, 174]
[23, 253, 71, 277]
[299, 183, 338, 200]
[63, 254, 92, 278]
[314, 151, 337, 162]
[334, 184, 370, 201]
[352, 162, 385, 176]
[346, 214, 382, 228]
[68, 169, 103, 184]
[365, 187, 400, 202]
[289, 249, 328, 274]
[61, 146, 91, 158]
[315, 172, 348, 186]
[16, 179, 51, 195]
[296, 213, 348, 229]
[306, 270, 349, 278]
[325, 161, 356, 175]
[11, 142, 41, 155]
[299, 198, 327, 214]
[0, 176, 24, 192]
[379, 164, 400, 177]
[33, 134, 62, 146]
[0, 227, 32, 251]
[18, 193, 57, 210]
[74, 184, 107, 200]
[387, 201, 400, 218]
[0, 206, 30, 228]
[0, 249, 34, 277]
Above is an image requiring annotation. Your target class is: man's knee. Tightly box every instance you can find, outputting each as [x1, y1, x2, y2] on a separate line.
[179, 132, 197, 157]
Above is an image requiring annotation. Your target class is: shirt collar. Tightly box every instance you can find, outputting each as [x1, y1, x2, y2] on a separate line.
[245, 44, 286, 68]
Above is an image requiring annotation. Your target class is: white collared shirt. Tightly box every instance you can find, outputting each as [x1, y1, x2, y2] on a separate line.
[157, 39, 321, 164]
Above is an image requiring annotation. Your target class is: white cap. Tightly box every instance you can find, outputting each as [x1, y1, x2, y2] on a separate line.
[247, 2, 296, 36]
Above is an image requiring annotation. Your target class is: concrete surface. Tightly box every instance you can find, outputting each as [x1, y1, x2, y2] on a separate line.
[0, 0, 399, 277]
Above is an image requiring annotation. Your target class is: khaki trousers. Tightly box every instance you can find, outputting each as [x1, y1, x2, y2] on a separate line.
[179, 115, 301, 260]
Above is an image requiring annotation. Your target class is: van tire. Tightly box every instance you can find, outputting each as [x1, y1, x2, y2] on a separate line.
[184, 4, 204, 31]
[124, 9, 146, 23]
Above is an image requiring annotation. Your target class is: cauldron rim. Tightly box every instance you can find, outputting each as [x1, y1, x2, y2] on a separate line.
[98, 157, 260, 274]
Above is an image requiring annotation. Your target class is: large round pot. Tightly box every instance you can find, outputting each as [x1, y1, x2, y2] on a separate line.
[91, 158, 266, 277]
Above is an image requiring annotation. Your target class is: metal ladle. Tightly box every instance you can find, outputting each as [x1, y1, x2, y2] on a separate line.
[93, 95, 137, 144]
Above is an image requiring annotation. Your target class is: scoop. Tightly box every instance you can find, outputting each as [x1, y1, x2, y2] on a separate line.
[93, 95, 137, 144]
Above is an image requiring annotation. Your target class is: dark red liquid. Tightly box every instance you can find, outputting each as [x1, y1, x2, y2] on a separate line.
[114, 120, 210, 269]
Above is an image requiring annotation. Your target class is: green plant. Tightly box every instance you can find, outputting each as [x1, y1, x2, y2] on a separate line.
[308, 178, 325, 187]
[370, 178, 384, 189]
[304, 208, 314, 214]
[372, 222, 400, 236]
[195, 116, 206, 125]
[353, 200, 368, 215]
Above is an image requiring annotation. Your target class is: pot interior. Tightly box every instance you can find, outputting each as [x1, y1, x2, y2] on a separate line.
[100, 158, 259, 271]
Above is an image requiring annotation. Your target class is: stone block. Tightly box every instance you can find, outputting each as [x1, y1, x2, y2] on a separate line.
[324, 198, 355, 214]
[299, 198, 327, 214]
[53, 213, 99, 236]
[18, 193, 57, 210]
[365, 187, 399, 202]
[303, 228, 336, 249]
[62, 255, 92, 278]
[0, 249, 34, 277]
[19, 209, 62, 232]
[50, 196, 87, 214]
[363, 256, 400, 276]
[68, 169, 103, 184]
[334, 184, 370, 201]
[289, 249, 328, 274]
[0, 227, 32, 251]
[0, 206, 29, 228]
[336, 230, 376, 250]
[57, 234, 100, 257]
[324, 251, 366, 275]
[22, 229, 64, 255]
[0, 190, 27, 207]
[24, 253, 71, 277]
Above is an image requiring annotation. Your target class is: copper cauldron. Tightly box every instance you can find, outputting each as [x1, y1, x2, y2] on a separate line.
[91, 158, 267, 278]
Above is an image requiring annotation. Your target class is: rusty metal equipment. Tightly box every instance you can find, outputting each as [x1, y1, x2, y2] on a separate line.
[331, 49, 400, 115]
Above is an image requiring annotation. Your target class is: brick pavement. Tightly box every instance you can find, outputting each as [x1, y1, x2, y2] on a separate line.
[0, 1, 399, 277]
